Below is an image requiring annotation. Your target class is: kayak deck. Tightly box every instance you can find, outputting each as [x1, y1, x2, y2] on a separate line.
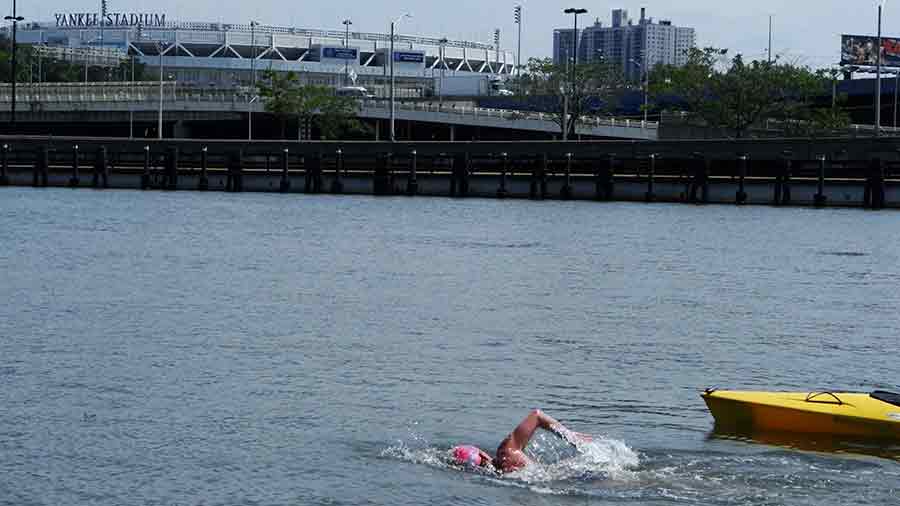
[701, 389, 900, 439]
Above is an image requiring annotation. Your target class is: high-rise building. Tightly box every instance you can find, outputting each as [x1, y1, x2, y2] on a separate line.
[554, 7, 696, 82]
[553, 28, 581, 67]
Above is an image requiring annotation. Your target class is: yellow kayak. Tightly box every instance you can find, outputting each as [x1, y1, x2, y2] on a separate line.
[701, 389, 900, 439]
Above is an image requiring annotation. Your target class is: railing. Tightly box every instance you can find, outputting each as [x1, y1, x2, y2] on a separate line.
[0, 82, 658, 133]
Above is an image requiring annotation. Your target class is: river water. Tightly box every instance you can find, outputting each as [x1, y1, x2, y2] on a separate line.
[1, 188, 898, 506]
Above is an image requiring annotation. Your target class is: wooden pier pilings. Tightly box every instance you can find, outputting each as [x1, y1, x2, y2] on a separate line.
[1, 135, 899, 209]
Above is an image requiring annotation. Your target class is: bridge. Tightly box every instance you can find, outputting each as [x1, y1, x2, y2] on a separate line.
[0, 82, 658, 140]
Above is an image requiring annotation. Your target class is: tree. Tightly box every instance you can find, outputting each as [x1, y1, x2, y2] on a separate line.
[649, 47, 839, 138]
[522, 57, 625, 138]
[258, 69, 363, 140]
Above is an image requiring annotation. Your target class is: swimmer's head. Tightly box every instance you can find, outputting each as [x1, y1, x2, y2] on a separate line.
[452, 445, 483, 467]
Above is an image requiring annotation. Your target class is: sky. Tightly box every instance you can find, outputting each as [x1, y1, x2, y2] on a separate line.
[13, 0, 897, 69]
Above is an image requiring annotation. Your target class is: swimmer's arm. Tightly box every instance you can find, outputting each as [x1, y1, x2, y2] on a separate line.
[540, 411, 592, 446]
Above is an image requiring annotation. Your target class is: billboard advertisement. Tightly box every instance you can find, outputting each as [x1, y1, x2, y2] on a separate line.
[842, 34, 900, 67]
[322, 47, 359, 60]
[393, 51, 425, 63]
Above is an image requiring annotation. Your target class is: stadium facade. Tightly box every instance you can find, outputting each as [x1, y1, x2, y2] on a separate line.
[11, 9, 514, 97]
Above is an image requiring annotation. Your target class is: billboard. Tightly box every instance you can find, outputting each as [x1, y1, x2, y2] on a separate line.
[322, 47, 358, 60]
[842, 34, 900, 67]
[393, 51, 425, 63]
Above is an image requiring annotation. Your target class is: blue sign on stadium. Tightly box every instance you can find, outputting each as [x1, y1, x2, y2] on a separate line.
[323, 47, 359, 60]
[393, 51, 425, 63]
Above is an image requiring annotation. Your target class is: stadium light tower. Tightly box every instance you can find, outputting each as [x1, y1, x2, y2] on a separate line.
[514, 5, 523, 93]
[5, 1, 24, 126]
[390, 12, 412, 142]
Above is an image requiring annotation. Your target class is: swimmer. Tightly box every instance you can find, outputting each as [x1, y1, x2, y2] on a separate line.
[452, 409, 592, 473]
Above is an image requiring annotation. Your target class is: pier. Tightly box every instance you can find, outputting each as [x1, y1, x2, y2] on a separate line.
[1, 135, 898, 209]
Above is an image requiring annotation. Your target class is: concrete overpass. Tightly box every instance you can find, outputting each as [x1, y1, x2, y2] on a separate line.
[0, 82, 658, 140]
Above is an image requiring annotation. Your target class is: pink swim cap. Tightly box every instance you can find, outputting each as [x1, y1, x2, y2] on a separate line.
[453, 445, 482, 467]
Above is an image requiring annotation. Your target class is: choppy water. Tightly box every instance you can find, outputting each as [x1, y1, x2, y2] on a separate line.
[0, 188, 898, 506]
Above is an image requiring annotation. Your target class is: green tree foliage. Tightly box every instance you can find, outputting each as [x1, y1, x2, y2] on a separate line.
[257, 69, 364, 140]
[0, 36, 146, 83]
[649, 47, 847, 138]
[522, 56, 625, 138]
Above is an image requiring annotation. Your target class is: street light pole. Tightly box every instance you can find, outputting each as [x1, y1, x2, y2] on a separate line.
[389, 13, 412, 142]
[249, 20, 259, 141]
[5, 1, 24, 126]
[343, 19, 352, 86]
[439, 37, 447, 108]
[876, 3, 883, 137]
[563, 8, 587, 141]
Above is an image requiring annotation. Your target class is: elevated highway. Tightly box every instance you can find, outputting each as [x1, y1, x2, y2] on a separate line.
[0, 82, 658, 140]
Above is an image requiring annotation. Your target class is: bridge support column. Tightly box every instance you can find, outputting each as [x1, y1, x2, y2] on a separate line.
[645, 154, 656, 203]
[736, 154, 748, 205]
[775, 152, 792, 206]
[165, 147, 179, 191]
[865, 157, 886, 210]
[198, 147, 209, 191]
[561, 153, 573, 200]
[92, 146, 108, 189]
[330, 149, 343, 194]
[141, 146, 151, 190]
[814, 155, 828, 207]
[34, 146, 48, 188]
[406, 150, 418, 196]
[0, 144, 8, 186]
[497, 152, 509, 198]
[68, 145, 80, 188]
[227, 150, 243, 192]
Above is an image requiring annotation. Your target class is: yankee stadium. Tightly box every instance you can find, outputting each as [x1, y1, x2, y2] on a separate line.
[13, 6, 514, 97]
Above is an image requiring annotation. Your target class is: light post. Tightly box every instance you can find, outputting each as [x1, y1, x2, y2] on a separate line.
[343, 19, 352, 86]
[5, 2, 24, 126]
[249, 20, 259, 141]
[140, 30, 173, 140]
[630, 58, 649, 124]
[390, 12, 412, 142]
[562, 8, 587, 141]
[438, 37, 447, 108]
[876, 2, 884, 137]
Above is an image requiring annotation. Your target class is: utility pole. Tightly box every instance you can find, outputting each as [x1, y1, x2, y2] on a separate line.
[563, 8, 587, 140]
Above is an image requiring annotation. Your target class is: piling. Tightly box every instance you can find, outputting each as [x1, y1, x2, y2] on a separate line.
[596, 154, 614, 201]
[865, 157, 886, 210]
[775, 151, 792, 206]
[69, 144, 80, 188]
[451, 153, 469, 197]
[92, 146, 108, 188]
[281, 148, 292, 193]
[814, 155, 828, 207]
[34, 146, 48, 187]
[198, 146, 209, 191]
[330, 149, 343, 194]
[226, 150, 243, 192]
[374, 153, 391, 195]
[406, 150, 418, 196]
[306, 153, 323, 193]
[688, 152, 709, 204]
[497, 152, 509, 199]
[736, 154, 748, 205]
[0, 144, 8, 186]
[165, 147, 179, 191]
[141, 146, 151, 190]
[561, 153, 573, 200]
[645, 154, 656, 203]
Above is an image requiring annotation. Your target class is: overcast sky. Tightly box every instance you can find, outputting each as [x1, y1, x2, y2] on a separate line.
[18, 1, 896, 68]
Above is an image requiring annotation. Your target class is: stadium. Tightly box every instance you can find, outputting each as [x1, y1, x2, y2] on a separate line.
[12, 9, 515, 97]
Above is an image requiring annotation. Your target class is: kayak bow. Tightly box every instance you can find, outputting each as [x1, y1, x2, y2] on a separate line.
[701, 389, 900, 439]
